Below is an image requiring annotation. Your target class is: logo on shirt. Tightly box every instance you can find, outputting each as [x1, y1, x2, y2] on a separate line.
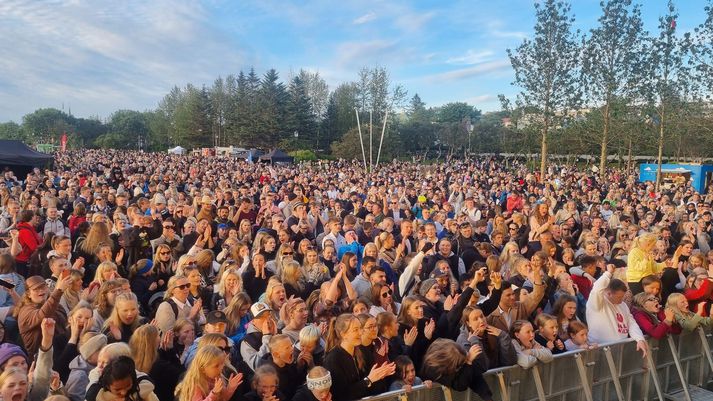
[616, 312, 629, 334]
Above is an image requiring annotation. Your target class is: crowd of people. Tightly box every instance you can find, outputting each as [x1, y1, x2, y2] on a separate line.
[0, 149, 711, 401]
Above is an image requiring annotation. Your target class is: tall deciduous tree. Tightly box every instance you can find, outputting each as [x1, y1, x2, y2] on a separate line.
[687, 1, 713, 97]
[641, 0, 692, 189]
[582, 0, 646, 178]
[508, 0, 581, 178]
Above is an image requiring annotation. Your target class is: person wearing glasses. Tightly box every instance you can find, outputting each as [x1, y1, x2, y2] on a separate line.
[150, 218, 183, 256]
[154, 275, 205, 335]
[630, 292, 680, 340]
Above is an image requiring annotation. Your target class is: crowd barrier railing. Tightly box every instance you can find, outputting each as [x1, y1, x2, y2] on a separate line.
[359, 328, 713, 401]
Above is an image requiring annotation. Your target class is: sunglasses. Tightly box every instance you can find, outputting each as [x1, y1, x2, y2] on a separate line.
[381, 290, 393, 298]
[176, 283, 190, 290]
[282, 252, 294, 256]
[219, 346, 231, 353]
[160, 251, 170, 255]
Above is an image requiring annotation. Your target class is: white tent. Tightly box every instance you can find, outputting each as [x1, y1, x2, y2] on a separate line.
[168, 146, 186, 155]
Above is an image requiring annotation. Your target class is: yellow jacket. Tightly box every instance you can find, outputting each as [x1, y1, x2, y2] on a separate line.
[626, 247, 666, 283]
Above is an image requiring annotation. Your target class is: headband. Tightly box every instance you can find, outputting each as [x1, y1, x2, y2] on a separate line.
[137, 259, 154, 275]
[306, 371, 332, 391]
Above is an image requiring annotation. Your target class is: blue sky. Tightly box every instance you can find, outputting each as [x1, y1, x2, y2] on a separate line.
[0, 0, 707, 123]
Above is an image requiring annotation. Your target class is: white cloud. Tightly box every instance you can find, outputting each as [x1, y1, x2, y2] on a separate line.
[353, 12, 376, 25]
[0, 0, 251, 122]
[446, 50, 495, 65]
[426, 59, 512, 82]
[334, 40, 399, 67]
[394, 11, 435, 33]
[464, 94, 498, 104]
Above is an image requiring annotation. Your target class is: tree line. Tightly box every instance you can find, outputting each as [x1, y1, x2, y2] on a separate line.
[3, 0, 713, 169]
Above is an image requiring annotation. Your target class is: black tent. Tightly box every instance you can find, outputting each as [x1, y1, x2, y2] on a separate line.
[0, 140, 54, 176]
[259, 149, 294, 164]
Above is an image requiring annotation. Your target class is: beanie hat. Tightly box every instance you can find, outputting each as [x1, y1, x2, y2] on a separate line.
[80, 334, 108, 360]
[419, 278, 438, 297]
[0, 343, 28, 369]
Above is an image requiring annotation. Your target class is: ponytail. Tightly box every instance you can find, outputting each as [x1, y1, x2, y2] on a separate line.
[325, 316, 340, 352]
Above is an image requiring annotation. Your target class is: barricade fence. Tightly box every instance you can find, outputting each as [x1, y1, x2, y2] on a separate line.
[360, 328, 713, 401]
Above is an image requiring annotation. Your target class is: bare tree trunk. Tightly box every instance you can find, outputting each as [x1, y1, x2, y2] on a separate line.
[540, 124, 548, 179]
[627, 137, 633, 173]
[656, 106, 665, 191]
[599, 102, 610, 179]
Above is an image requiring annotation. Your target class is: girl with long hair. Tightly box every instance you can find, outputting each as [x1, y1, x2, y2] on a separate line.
[91, 280, 123, 332]
[184, 265, 211, 312]
[456, 306, 516, 370]
[369, 283, 399, 316]
[102, 292, 142, 343]
[59, 269, 85, 315]
[282, 260, 310, 300]
[152, 244, 173, 292]
[77, 223, 113, 263]
[174, 345, 242, 401]
[212, 268, 242, 311]
[92, 262, 118, 287]
[551, 294, 581, 339]
[129, 325, 185, 401]
[396, 296, 435, 371]
[510, 320, 553, 369]
[172, 318, 195, 364]
[0, 368, 29, 401]
[667, 293, 713, 331]
[302, 248, 330, 287]
[272, 244, 295, 278]
[223, 292, 251, 343]
[323, 314, 395, 401]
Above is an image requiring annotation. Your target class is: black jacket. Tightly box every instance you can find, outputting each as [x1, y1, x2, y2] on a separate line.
[323, 346, 387, 401]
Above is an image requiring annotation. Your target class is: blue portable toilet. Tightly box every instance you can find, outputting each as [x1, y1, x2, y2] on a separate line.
[639, 163, 713, 193]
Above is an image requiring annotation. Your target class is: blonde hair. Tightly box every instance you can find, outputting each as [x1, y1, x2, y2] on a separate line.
[281, 260, 304, 292]
[265, 277, 285, 310]
[102, 292, 141, 333]
[217, 268, 242, 297]
[299, 325, 320, 348]
[93, 261, 118, 285]
[164, 275, 188, 300]
[665, 293, 689, 315]
[175, 346, 225, 401]
[129, 324, 159, 373]
[0, 367, 27, 393]
[79, 222, 112, 255]
[633, 233, 658, 251]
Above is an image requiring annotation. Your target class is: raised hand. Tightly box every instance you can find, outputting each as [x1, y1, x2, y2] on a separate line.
[404, 326, 418, 346]
[467, 344, 483, 363]
[227, 373, 243, 393]
[424, 318, 436, 340]
[212, 376, 224, 395]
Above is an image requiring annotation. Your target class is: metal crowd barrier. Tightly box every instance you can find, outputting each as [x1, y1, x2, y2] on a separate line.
[360, 328, 713, 401]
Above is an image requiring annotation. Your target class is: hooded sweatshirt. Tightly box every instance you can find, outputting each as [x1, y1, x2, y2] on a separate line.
[66, 355, 94, 401]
